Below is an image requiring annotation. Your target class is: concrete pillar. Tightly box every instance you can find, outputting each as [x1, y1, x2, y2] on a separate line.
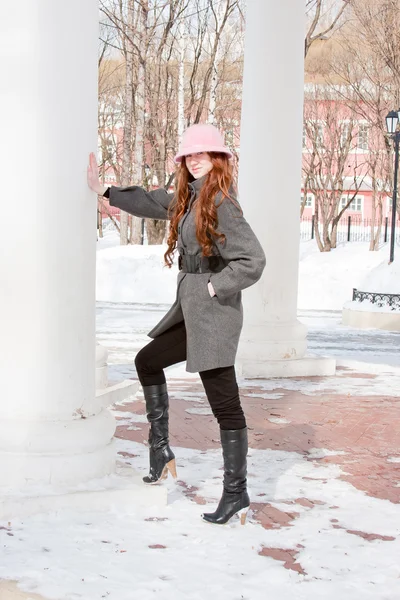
[237, 0, 335, 378]
[0, 1, 116, 491]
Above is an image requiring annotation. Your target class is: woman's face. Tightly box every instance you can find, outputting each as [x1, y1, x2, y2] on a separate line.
[185, 152, 213, 179]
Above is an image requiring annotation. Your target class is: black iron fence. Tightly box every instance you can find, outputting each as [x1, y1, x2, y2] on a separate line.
[300, 215, 400, 244]
[353, 288, 400, 310]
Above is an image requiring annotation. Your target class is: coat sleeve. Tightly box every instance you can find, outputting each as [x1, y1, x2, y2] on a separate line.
[108, 185, 175, 220]
[209, 195, 266, 299]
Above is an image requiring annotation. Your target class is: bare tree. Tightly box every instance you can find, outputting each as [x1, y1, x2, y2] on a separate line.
[305, 0, 350, 57]
[99, 0, 143, 244]
[97, 0, 244, 243]
[329, 0, 400, 246]
[185, 0, 238, 124]
[303, 85, 367, 251]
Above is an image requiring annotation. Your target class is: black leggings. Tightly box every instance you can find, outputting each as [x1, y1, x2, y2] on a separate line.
[134, 321, 246, 430]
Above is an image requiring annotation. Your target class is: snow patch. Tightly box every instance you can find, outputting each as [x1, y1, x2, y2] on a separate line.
[185, 407, 213, 415]
[307, 448, 347, 459]
[1, 439, 399, 600]
[361, 259, 400, 294]
[96, 239, 398, 312]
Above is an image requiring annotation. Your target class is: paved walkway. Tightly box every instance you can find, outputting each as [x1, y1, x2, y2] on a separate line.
[2, 364, 399, 596]
[96, 303, 400, 374]
[115, 365, 400, 575]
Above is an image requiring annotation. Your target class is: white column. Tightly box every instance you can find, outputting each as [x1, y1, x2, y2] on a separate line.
[237, 0, 335, 378]
[0, 1, 116, 491]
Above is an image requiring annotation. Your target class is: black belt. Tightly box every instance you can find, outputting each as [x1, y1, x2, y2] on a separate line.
[178, 252, 225, 274]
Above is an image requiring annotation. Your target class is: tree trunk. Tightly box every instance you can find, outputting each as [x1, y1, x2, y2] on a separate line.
[98, 207, 103, 238]
[147, 155, 167, 244]
[331, 221, 338, 248]
[314, 203, 324, 252]
[120, 0, 135, 246]
[98, 166, 106, 239]
[145, 219, 166, 245]
[321, 201, 332, 252]
[130, 0, 148, 245]
[178, 18, 186, 138]
[369, 180, 377, 252]
[371, 193, 383, 252]
[208, 0, 227, 124]
[330, 198, 340, 249]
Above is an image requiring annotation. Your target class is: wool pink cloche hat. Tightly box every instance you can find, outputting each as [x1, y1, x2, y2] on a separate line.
[174, 123, 233, 164]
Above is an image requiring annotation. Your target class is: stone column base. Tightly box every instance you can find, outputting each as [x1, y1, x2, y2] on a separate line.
[0, 464, 167, 521]
[236, 355, 336, 379]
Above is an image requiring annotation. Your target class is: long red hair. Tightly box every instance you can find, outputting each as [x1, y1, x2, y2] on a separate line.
[164, 153, 238, 268]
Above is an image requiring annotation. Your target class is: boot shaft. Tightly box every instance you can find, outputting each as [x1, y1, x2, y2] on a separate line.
[202, 427, 249, 525]
[220, 427, 248, 494]
[143, 383, 169, 423]
[142, 382, 176, 484]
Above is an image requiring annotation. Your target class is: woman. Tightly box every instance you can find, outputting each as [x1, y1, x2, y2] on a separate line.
[87, 123, 266, 525]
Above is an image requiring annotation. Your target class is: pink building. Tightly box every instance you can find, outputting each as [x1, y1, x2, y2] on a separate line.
[301, 89, 395, 225]
[99, 88, 397, 230]
[300, 178, 393, 221]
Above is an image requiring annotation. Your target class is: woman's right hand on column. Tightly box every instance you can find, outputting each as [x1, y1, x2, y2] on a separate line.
[87, 152, 107, 195]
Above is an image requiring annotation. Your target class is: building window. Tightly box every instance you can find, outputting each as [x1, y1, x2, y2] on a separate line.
[340, 122, 351, 148]
[357, 124, 369, 151]
[301, 193, 313, 208]
[315, 123, 324, 148]
[341, 195, 363, 212]
[307, 120, 324, 149]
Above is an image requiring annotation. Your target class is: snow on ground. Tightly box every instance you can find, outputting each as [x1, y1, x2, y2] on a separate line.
[96, 301, 400, 380]
[236, 360, 400, 397]
[96, 231, 399, 311]
[2, 234, 399, 599]
[361, 259, 400, 294]
[96, 242, 179, 305]
[343, 258, 400, 313]
[298, 241, 396, 310]
[1, 435, 400, 600]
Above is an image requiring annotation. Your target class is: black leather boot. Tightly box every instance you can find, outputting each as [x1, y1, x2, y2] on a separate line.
[202, 427, 250, 525]
[142, 383, 177, 485]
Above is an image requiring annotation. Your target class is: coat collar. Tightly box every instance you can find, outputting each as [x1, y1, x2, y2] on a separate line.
[188, 174, 208, 194]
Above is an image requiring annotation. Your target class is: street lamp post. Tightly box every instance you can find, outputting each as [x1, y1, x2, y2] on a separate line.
[385, 110, 400, 263]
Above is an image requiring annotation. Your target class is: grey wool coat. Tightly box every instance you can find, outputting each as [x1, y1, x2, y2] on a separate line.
[108, 176, 266, 373]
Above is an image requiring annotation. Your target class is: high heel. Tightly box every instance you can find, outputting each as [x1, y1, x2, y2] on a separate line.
[238, 507, 248, 526]
[166, 458, 177, 479]
[144, 458, 177, 485]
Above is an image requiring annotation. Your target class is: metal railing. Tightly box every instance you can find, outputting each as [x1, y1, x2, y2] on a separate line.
[352, 288, 400, 310]
[300, 215, 400, 244]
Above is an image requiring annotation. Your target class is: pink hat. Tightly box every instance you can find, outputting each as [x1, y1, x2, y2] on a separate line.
[174, 123, 233, 164]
